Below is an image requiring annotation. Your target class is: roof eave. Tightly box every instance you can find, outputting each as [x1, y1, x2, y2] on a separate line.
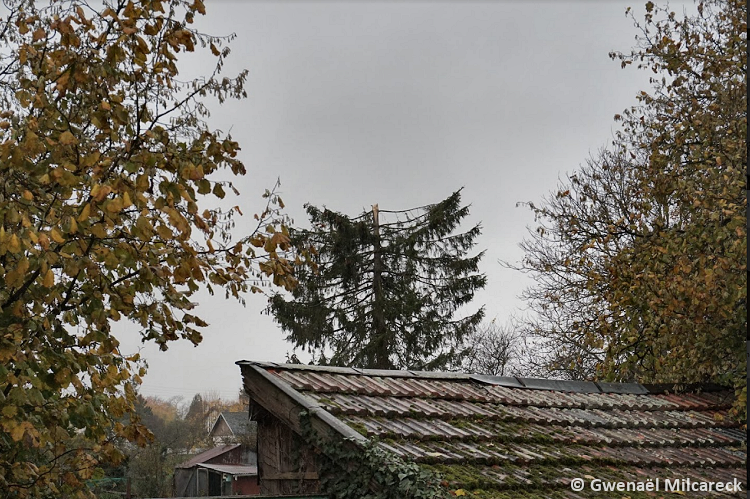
[237, 361, 367, 445]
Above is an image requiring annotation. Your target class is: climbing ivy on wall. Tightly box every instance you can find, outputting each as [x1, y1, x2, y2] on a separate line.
[299, 411, 452, 499]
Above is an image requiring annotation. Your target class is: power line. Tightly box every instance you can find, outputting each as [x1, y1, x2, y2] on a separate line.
[137, 384, 243, 399]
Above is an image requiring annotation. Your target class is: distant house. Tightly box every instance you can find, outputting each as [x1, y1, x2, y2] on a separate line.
[173, 444, 259, 497]
[237, 360, 747, 498]
[209, 411, 258, 448]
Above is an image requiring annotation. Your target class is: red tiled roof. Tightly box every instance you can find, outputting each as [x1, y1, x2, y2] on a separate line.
[238, 361, 747, 498]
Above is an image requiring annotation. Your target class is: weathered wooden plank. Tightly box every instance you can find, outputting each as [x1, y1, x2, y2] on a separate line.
[241, 363, 366, 445]
[242, 363, 365, 496]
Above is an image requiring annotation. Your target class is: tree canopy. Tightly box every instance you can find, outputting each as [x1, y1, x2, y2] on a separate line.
[270, 190, 486, 370]
[515, 0, 746, 415]
[121, 392, 249, 498]
[0, 0, 298, 496]
[462, 320, 522, 377]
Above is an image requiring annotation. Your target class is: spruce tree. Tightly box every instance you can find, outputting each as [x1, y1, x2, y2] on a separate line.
[270, 189, 486, 370]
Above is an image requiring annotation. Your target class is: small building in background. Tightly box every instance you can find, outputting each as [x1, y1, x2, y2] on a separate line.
[209, 411, 258, 448]
[173, 443, 259, 496]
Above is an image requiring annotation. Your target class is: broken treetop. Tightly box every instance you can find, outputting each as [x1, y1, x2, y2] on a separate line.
[237, 360, 746, 498]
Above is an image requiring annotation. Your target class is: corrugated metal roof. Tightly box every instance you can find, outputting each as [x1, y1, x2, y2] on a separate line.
[175, 444, 241, 469]
[197, 463, 258, 476]
[238, 360, 747, 497]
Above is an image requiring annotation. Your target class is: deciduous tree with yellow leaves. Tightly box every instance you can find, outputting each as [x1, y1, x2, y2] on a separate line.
[0, 0, 300, 496]
[516, 0, 746, 416]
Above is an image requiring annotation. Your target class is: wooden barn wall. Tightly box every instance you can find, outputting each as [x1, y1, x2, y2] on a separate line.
[252, 402, 321, 496]
[173, 468, 195, 497]
[173, 468, 210, 497]
[206, 445, 243, 465]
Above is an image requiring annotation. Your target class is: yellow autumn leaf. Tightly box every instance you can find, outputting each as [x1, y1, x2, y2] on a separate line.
[55, 71, 70, 91]
[106, 197, 123, 213]
[58, 130, 78, 145]
[38, 233, 50, 250]
[50, 228, 65, 244]
[454, 490, 467, 497]
[92, 184, 112, 202]
[82, 150, 101, 167]
[8, 233, 21, 253]
[155, 224, 172, 240]
[90, 224, 107, 238]
[43, 269, 54, 287]
[192, 0, 206, 15]
[9, 421, 31, 442]
[77, 203, 91, 222]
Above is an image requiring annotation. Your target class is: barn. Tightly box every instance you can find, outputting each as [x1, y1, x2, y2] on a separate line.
[209, 411, 258, 447]
[173, 443, 260, 496]
[238, 360, 746, 498]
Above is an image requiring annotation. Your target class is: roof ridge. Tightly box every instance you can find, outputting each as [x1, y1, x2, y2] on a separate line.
[236, 360, 732, 395]
[236, 361, 744, 497]
[175, 443, 242, 469]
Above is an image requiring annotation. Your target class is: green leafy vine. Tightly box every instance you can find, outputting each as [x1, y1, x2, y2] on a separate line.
[299, 410, 451, 499]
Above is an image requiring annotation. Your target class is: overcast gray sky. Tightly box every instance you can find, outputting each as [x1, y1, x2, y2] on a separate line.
[117, 1, 683, 401]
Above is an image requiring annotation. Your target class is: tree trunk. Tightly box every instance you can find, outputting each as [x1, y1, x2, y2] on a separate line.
[371, 204, 389, 368]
